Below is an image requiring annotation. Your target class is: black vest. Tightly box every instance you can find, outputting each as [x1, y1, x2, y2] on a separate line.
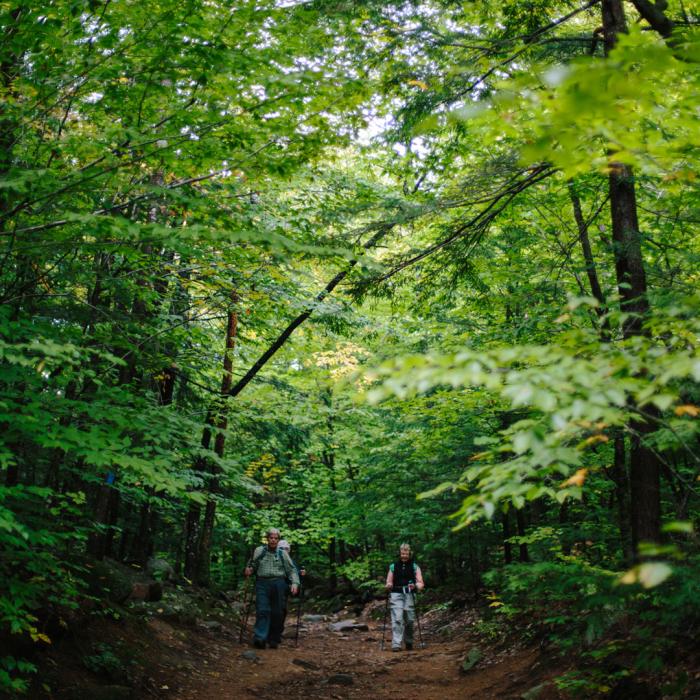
[392, 559, 416, 590]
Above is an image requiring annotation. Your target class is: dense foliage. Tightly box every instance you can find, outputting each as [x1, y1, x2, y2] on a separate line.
[2, 0, 699, 695]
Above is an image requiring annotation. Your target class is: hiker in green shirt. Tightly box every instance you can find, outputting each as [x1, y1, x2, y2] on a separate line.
[244, 528, 300, 649]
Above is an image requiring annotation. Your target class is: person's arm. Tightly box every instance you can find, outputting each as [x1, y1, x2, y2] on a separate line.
[415, 565, 425, 591]
[385, 565, 394, 590]
[292, 559, 305, 579]
[282, 551, 300, 591]
[244, 546, 261, 577]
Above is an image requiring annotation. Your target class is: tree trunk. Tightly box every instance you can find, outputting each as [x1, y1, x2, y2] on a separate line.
[568, 180, 610, 338]
[5, 459, 19, 486]
[0, 7, 23, 206]
[559, 500, 571, 556]
[602, 0, 662, 553]
[183, 495, 204, 580]
[87, 474, 116, 560]
[467, 532, 480, 597]
[130, 500, 157, 565]
[611, 435, 634, 564]
[183, 423, 211, 580]
[103, 488, 121, 559]
[502, 511, 513, 564]
[194, 291, 239, 586]
[516, 509, 529, 563]
[118, 529, 130, 562]
[329, 536, 337, 594]
[1, 12, 34, 486]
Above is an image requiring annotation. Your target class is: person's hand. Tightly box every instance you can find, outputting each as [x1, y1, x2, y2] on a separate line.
[417, 582, 424, 591]
[291, 584, 299, 596]
[408, 583, 415, 591]
[244, 567, 252, 577]
[385, 582, 393, 590]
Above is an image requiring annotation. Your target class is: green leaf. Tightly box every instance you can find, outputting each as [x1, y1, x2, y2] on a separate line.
[661, 521, 694, 534]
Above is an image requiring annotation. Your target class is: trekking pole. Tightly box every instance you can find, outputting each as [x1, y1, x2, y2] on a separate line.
[238, 577, 254, 645]
[380, 592, 390, 650]
[412, 590, 425, 649]
[294, 583, 304, 647]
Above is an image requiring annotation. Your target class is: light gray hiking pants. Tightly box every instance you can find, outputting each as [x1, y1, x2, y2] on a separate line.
[390, 591, 415, 649]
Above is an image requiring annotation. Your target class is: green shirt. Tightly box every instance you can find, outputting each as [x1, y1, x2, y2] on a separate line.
[248, 546, 300, 586]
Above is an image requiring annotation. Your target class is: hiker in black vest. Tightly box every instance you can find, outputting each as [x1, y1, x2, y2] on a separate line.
[385, 543, 424, 651]
[244, 528, 299, 649]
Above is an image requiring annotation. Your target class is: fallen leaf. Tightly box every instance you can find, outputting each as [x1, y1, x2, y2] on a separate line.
[582, 434, 608, 448]
[620, 562, 673, 588]
[561, 468, 588, 488]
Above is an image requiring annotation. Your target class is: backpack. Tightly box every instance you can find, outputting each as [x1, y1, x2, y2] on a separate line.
[251, 546, 294, 583]
[390, 560, 419, 589]
[389, 562, 418, 574]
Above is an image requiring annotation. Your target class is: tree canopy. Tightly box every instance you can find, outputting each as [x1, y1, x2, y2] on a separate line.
[2, 0, 700, 694]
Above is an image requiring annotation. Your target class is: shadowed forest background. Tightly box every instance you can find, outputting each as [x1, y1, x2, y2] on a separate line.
[2, 0, 700, 696]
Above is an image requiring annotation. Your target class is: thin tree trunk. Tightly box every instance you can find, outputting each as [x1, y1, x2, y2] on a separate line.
[227, 226, 389, 399]
[1, 14, 32, 482]
[502, 511, 513, 564]
[87, 474, 116, 560]
[195, 291, 239, 586]
[130, 500, 155, 565]
[329, 535, 337, 594]
[516, 509, 529, 563]
[0, 7, 23, 204]
[559, 500, 571, 556]
[602, 0, 662, 552]
[5, 458, 19, 486]
[320, 388, 339, 593]
[183, 423, 212, 580]
[568, 180, 610, 338]
[611, 435, 634, 564]
[88, 291, 134, 559]
[103, 488, 121, 559]
[467, 532, 480, 598]
[118, 529, 130, 562]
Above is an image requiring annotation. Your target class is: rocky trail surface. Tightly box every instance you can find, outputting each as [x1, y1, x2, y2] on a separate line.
[159, 602, 564, 700]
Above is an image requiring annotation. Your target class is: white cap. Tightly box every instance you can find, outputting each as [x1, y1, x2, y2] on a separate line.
[277, 540, 290, 551]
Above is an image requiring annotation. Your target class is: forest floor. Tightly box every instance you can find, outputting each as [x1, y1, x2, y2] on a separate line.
[34, 592, 569, 700]
[165, 600, 566, 700]
[167, 598, 567, 699]
[32, 579, 700, 700]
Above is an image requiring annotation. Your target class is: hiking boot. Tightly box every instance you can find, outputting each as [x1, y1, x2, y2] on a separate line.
[268, 641, 279, 649]
[391, 647, 401, 652]
[405, 642, 413, 651]
[253, 638, 266, 649]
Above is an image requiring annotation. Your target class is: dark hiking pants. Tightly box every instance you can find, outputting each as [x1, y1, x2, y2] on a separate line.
[253, 577, 288, 644]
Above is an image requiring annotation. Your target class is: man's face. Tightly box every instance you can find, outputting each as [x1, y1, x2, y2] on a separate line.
[267, 532, 280, 549]
[400, 547, 410, 562]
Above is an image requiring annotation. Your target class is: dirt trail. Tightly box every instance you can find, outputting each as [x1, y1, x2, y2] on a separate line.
[161, 606, 563, 700]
